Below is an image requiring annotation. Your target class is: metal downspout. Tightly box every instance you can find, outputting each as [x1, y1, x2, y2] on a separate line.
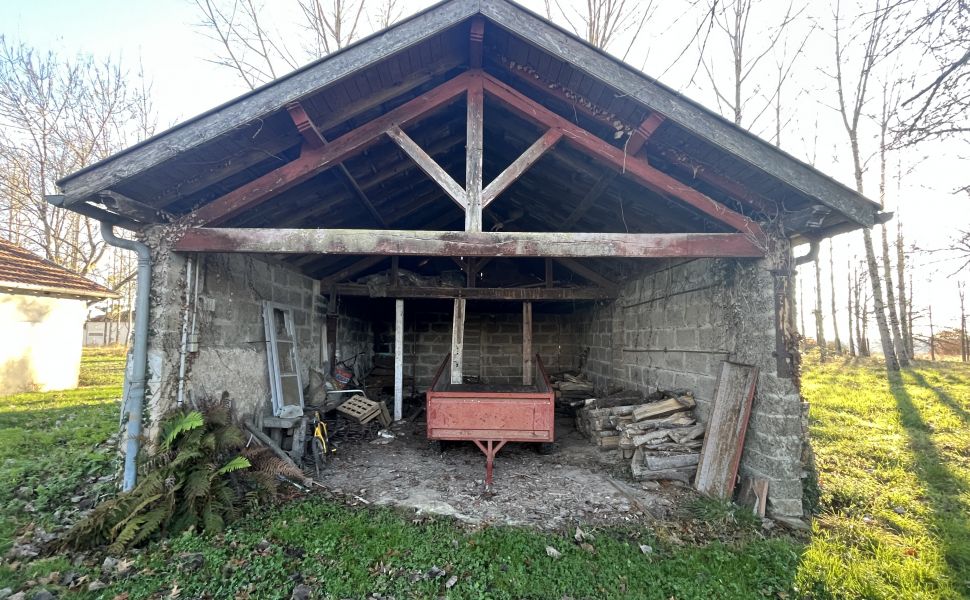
[100, 222, 151, 492]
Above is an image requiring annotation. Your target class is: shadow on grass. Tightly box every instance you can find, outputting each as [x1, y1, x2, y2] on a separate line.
[889, 372, 970, 592]
[909, 370, 970, 425]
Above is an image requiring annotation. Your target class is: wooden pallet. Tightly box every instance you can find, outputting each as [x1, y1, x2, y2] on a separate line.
[337, 395, 391, 427]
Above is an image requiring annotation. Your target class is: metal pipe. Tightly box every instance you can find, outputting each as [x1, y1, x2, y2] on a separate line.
[177, 257, 193, 407]
[100, 222, 151, 492]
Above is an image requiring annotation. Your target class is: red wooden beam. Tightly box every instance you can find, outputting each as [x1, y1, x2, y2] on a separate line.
[627, 113, 665, 155]
[286, 101, 326, 149]
[173, 228, 766, 258]
[481, 74, 765, 239]
[190, 71, 473, 226]
[286, 100, 387, 227]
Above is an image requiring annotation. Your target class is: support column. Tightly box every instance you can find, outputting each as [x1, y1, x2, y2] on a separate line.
[394, 298, 404, 421]
[522, 301, 533, 384]
[451, 298, 466, 384]
[465, 75, 484, 232]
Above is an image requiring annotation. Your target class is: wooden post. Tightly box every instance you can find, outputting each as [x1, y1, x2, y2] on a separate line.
[394, 299, 404, 421]
[451, 298, 466, 384]
[466, 74, 484, 232]
[522, 301, 533, 384]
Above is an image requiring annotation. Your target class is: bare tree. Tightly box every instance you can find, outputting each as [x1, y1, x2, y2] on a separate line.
[0, 38, 155, 275]
[195, 0, 395, 90]
[928, 303, 936, 360]
[814, 256, 828, 360]
[876, 78, 910, 366]
[550, 0, 656, 56]
[847, 260, 856, 356]
[698, 0, 808, 132]
[890, 0, 969, 151]
[829, 239, 843, 354]
[961, 281, 968, 362]
[831, 0, 899, 370]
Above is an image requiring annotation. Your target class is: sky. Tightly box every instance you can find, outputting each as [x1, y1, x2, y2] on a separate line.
[2, 0, 967, 345]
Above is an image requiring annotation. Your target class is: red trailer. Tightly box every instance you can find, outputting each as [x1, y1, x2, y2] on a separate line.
[426, 353, 555, 487]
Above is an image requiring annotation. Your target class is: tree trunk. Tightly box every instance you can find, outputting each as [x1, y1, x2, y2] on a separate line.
[929, 304, 935, 361]
[961, 285, 968, 363]
[896, 220, 911, 354]
[881, 224, 909, 366]
[847, 262, 856, 357]
[863, 228, 899, 369]
[829, 240, 843, 354]
[814, 257, 827, 361]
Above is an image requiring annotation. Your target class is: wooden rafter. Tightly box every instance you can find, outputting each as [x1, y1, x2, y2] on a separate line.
[554, 257, 618, 289]
[481, 74, 765, 238]
[387, 125, 467, 209]
[174, 228, 766, 258]
[286, 101, 387, 227]
[482, 128, 562, 207]
[500, 64, 778, 220]
[560, 113, 661, 228]
[189, 71, 473, 226]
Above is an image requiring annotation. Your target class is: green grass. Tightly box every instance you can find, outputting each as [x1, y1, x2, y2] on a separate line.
[0, 348, 968, 598]
[797, 354, 970, 599]
[0, 347, 124, 592]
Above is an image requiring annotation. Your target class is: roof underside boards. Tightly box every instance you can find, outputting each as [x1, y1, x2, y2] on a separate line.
[54, 0, 880, 284]
[0, 238, 117, 300]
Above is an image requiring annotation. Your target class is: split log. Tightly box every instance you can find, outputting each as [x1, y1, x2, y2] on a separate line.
[631, 461, 696, 483]
[669, 424, 706, 444]
[619, 413, 694, 433]
[631, 395, 696, 421]
[644, 453, 700, 471]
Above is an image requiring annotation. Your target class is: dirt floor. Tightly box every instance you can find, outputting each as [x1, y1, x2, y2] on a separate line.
[318, 412, 692, 530]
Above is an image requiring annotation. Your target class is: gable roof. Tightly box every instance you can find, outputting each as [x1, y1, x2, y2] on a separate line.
[0, 238, 117, 300]
[55, 0, 880, 255]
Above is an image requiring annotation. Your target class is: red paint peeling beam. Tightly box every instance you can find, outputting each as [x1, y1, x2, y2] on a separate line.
[286, 101, 326, 149]
[481, 74, 765, 239]
[190, 72, 473, 226]
[173, 228, 765, 258]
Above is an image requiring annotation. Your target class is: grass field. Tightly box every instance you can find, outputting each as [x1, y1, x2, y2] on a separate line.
[0, 348, 967, 598]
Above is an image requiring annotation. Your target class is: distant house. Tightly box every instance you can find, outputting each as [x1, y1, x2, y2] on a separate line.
[0, 238, 116, 394]
[84, 311, 132, 347]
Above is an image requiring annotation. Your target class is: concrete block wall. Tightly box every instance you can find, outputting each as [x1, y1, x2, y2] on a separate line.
[567, 256, 808, 518]
[142, 231, 370, 426]
[378, 307, 582, 388]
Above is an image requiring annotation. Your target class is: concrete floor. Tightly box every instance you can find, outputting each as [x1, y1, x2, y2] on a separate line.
[318, 414, 691, 529]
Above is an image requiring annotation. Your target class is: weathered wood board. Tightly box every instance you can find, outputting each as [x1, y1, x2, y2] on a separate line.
[694, 361, 759, 499]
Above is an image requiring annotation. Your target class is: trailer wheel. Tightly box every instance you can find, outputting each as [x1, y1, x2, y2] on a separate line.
[538, 442, 556, 455]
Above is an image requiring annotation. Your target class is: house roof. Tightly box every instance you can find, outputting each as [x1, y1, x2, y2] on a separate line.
[54, 0, 881, 282]
[0, 238, 117, 300]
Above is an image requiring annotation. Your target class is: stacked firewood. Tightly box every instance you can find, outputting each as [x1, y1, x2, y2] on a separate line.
[577, 391, 705, 483]
[552, 373, 595, 408]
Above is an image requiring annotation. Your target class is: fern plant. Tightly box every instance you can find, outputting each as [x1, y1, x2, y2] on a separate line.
[63, 402, 278, 553]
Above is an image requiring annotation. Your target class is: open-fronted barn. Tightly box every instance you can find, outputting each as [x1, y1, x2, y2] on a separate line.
[53, 0, 882, 517]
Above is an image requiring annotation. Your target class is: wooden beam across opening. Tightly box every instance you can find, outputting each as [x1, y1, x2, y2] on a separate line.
[334, 283, 617, 301]
[481, 73, 765, 238]
[174, 228, 766, 258]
